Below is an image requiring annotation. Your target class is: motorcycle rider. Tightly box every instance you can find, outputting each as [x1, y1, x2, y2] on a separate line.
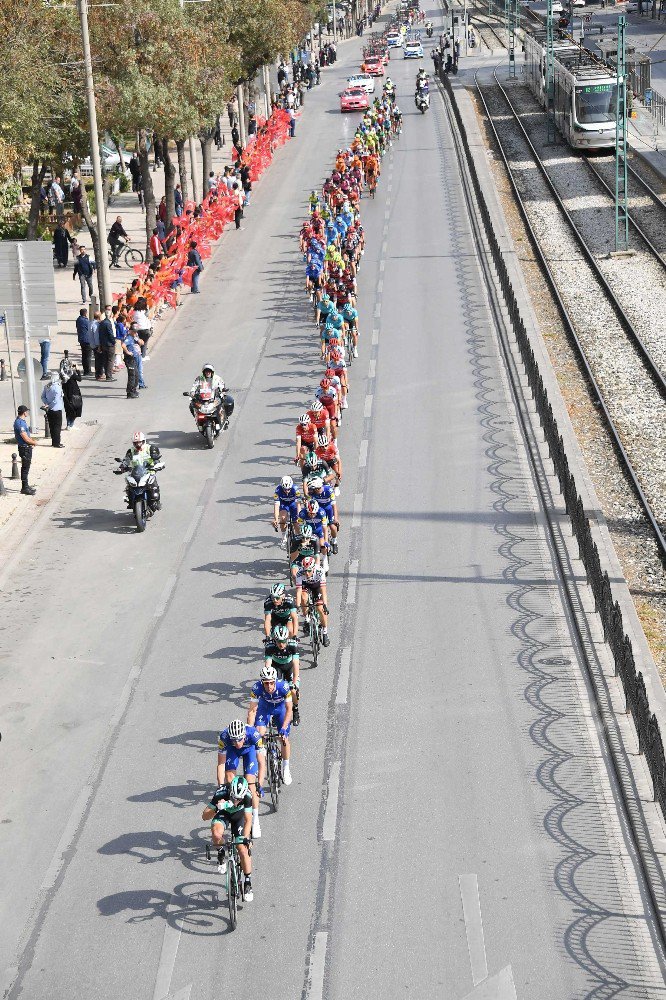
[415, 68, 429, 93]
[425, 19, 433, 36]
[116, 430, 163, 510]
[189, 363, 234, 431]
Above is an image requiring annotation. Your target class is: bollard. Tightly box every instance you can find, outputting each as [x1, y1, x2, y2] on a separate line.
[44, 413, 50, 440]
[11, 453, 19, 480]
[0, 359, 6, 381]
[0, 470, 6, 497]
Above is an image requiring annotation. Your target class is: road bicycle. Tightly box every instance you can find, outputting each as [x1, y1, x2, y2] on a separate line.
[264, 717, 284, 811]
[109, 240, 144, 268]
[206, 833, 250, 930]
[344, 327, 355, 367]
[306, 591, 323, 667]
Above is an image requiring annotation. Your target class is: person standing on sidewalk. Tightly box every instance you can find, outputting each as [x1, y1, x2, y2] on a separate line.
[76, 308, 92, 376]
[132, 296, 152, 357]
[14, 405, 38, 495]
[232, 183, 244, 230]
[122, 325, 139, 398]
[187, 241, 204, 293]
[49, 176, 65, 221]
[98, 305, 117, 381]
[41, 373, 65, 448]
[59, 351, 83, 429]
[72, 246, 96, 304]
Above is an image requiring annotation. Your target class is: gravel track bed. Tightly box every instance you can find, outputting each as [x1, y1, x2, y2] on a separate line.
[589, 155, 666, 257]
[479, 80, 666, 529]
[469, 87, 666, 680]
[506, 83, 666, 380]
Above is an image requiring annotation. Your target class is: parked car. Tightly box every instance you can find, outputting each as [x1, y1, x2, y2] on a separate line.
[340, 87, 371, 112]
[79, 143, 130, 177]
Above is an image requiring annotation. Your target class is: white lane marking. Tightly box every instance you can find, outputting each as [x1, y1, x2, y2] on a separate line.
[40, 785, 93, 891]
[359, 439, 368, 468]
[154, 574, 177, 618]
[384, 208, 390, 220]
[372, 328, 379, 346]
[308, 931, 329, 1000]
[462, 967, 517, 1000]
[322, 762, 341, 841]
[162, 988, 192, 1000]
[373, 302, 381, 319]
[346, 560, 359, 606]
[387, 182, 392, 193]
[152, 901, 184, 1000]
[377, 279, 384, 294]
[379, 259, 385, 274]
[368, 359, 376, 379]
[336, 648, 352, 704]
[381, 239, 388, 255]
[364, 394, 373, 419]
[352, 493, 363, 527]
[183, 505, 204, 546]
[459, 875, 488, 986]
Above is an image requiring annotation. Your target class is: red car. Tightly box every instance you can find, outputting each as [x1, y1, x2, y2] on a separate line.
[340, 87, 370, 113]
[362, 57, 385, 76]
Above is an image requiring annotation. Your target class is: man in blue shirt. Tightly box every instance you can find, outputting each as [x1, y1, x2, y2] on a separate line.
[41, 373, 65, 448]
[13, 405, 38, 495]
[76, 308, 92, 376]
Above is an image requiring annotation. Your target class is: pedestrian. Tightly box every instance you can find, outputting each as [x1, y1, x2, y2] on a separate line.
[187, 240, 204, 293]
[75, 308, 92, 376]
[206, 170, 217, 194]
[38, 334, 51, 380]
[227, 96, 239, 127]
[14, 405, 37, 495]
[132, 296, 152, 356]
[122, 325, 139, 398]
[214, 119, 222, 148]
[232, 183, 244, 229]
[49, 175, 65, 220]
[98, 305, 117, 381]
[53, 221, 73, 267]
[248, 112, 257, 138]
[89, 310, 104, 380]
[59, 351, 83, 429]
[240, 163, 252, 206]
[277, 63, 287, 89]
[149, 227, 163, 263]
[175, 183, 184, 217]
[133, 325, 147, 389]
[41, 372, 65, 447]
[72, 245, 96, 304]
[153, 137, 163, 169]
[231, 124, 242, 159]
[158, 195, 167, 225]
[129, 153, 141, 192]
[288, 107, 296, 138]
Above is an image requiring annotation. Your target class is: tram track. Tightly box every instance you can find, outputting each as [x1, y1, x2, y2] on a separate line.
[475, 65, 666, 560]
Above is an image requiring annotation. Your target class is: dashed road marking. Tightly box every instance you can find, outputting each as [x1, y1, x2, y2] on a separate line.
[364, 394, 373, 419]
[359, 439, 368, 467]
[154, 574, 177, 618]
[336, 648, 352, 705]
[377, 278, 384, 294]
[322, 762, 341, 841]
[459, 875, 488, 986]
[41, 786, 93, 891]
[368, 359, 376, 379]
[372, 328, 379, 346]
[374, 303, 381, 319]
[152, 898, 185, 1000]
[308, 931, 329, 1000]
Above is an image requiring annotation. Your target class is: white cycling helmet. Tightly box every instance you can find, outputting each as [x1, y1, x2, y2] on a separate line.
[300, 413, 311, 425]
[260, 664, 278, 682]
[270, 582, 286, 599]
[311, 400, 324, 413]
[309, 477, 323, 490]
[281, 475, 294, 491]
[227, 719, 245, 741]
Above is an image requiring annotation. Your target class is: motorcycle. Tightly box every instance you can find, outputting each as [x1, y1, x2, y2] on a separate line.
[183, 388, 234, 449]
[415, 90, 430, 113]
[114, 459, 164, 532]
[426, 23, 433, 37]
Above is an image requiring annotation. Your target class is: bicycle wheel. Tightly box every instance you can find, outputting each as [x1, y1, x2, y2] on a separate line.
[124, 247, 144, 267]
[267, 739, 280, 811]
[310, 612, 319, 668]
[227, 857, 238, 929]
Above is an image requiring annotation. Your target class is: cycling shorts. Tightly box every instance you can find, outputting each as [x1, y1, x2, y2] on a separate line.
[256, 699, 291, 735]
[224, 745, 259, 776]
[321, 398, 337, 420]
[320, 502, 335, 523]
[279, 500, 299, 520]
[211, 811, 247, 836]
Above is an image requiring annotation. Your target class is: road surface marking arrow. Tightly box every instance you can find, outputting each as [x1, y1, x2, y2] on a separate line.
[462, 966, 517, 999]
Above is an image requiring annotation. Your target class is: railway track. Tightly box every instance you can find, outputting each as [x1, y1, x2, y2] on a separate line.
[476, 66, 666, 560]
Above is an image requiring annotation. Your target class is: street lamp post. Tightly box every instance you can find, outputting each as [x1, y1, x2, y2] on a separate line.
[76, 0, 112, 308]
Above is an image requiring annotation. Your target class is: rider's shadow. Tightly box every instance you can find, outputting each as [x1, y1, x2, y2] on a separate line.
[127, 780, 209, 809]
[97, 878, 233, 934]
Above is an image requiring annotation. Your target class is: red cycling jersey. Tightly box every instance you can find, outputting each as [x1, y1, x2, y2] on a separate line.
[296, 421, 317, 445]
[317, 444, 339, 466]
[307, 409, 329, 431]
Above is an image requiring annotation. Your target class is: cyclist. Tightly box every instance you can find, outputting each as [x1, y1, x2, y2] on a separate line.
[247, 665, 294, 785]
[307, 476, 339, 554]
[289, 521, 321, 583]
[307, 398, 331, 442]
[294, 556, 330, 646]
[263, 582, 299, 638]
[315, 431, 343, 488]
[217, 719, 265, 838]
[328, 348, 349, 409]
[341, 301, 359, 357]
[301, 448, 336, 491]
[201, 775, 254, 900]
[364, 152, 379, 194]
[272, 474, 299, 549]
[315, 377, 340, 436]
[265, 624, 301, 725]
[295, 412, 317, 465]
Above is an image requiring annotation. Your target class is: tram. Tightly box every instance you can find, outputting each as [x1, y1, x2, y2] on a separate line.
[524, 30, 617, 150]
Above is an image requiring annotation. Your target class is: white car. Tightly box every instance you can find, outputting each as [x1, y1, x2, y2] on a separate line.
[626, 0, 640, 10]
[403, 39, 424, 57]
[551, 2, 563, 11]
[387, 31, 403, 47]
[347, 73, 375, 94]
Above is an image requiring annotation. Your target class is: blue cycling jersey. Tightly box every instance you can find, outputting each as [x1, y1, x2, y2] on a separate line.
[310, 484, 335, 508]
[273, 484, 298, 507]
[218, 724, 263, 754]
[250, 678, 292, 708]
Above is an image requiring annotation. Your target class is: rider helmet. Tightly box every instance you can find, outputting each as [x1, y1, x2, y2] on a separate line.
[227, 719, 245, 741]
[310, 400, 324, 413]
[300, 413, 311, 426]
[270, 582, 286, 599]
[318, 432, 330, 446]
[306, 499, 320, 515]
[320, 378, 331, 390]
[229, 775, 249, 800]
[280, 475, 294, 491]
[302, 556, 316, 572]
[272, 624, 290, 644]
[202, 363, 215, 375]
[301, 524, 314, 538]
[260, 664, 278, 682]
[309, 477, 323, 491]
[132, 430, 146, 447]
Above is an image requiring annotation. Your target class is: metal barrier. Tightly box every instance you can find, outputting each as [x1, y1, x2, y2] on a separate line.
[440, 70, 666, 818]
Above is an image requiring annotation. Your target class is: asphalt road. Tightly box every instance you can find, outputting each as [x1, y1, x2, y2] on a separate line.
[2, 6, 666, 1000]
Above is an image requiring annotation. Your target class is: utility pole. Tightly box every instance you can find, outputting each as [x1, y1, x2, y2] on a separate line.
[76, 0, 111, 308]
[263, 64, 272, 118]
[546, 0, 557, 143]
[615, 15, 629, 251]
[508, 0, 519, 75]
[189, 137, 200, 202]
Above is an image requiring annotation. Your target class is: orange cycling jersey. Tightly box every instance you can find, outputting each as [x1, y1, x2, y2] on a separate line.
[365, 156, 378, 176]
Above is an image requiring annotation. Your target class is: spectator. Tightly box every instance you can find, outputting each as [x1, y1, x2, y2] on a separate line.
[149, 227, 163, 263]
[72, 245, 96, 304]
[53, 221, 73, 268]
[14, 405, 37, 495]
[232, 183, 244, 230]
[38, 334, 51, 381]
[109, 215, 130, 267]
[129, 153, 141, 193]
[214, 119, 222, 149]
[227, 96, 239, 127]
[240, 163, 252, 206]
[41, 372, 65, 448]
[248, 112, 257, 138]
[231, 124, 242, 159]
[158, 195, 167, 225]
[277, 62, 287, 89]
[90, 310, 105, 380]
[76, 308, 92, 376]
[175, 183, 184, 217]
[288, 107, 296, 138]
[187, 240, 203, 293]
[132, 296, 152, 356]
[153, 137, 163, 169]
[206, 170, 217, 194]
[98, 305, 117, 381]
[122, 325, 139, 398]
[133, 326, 147, 389]
[59, 351, 83, 430]
[49, 175, 65, 220]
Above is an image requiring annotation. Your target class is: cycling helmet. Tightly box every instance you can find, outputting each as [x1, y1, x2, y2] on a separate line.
[302, 556, 316, 572]
[306, 499, 320, 515]
[318, 433, 330, 446]
[310, 400, 324, 413]
[270, 582, 286, 599]
[227, 719, 245, 741]
[272, 624, 289, 643]
[230, 775, 249, 800]
[309, 477, 323, 491]
[132, 430, 146, 446]
[330, 349, 343, 361]
[320, 378, 331, 390]
[301, 523, 314, 538]
[280, 475, 294, 491]
[325, 368, 337, 379]
[300, 413, 311, 426]
[260, 664, 278, 682]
